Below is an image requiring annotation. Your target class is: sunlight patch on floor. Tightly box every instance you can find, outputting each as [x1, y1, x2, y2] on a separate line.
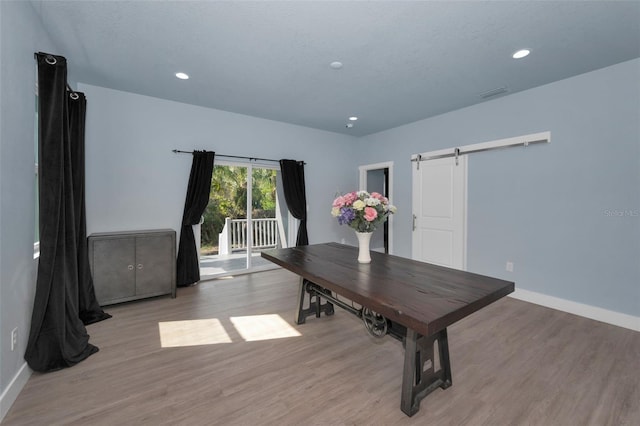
[230, 314, 302, 342]
[158, 318, 232, 348]
[158, 314, 301, 348]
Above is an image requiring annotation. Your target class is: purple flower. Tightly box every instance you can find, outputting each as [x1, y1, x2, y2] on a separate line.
[338, 207, 355, 225]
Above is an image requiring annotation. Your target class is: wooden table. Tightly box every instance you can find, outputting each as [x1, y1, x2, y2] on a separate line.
[261, 243, 514, 416]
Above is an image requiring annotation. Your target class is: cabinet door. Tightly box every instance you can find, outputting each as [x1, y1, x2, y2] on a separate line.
[92, 237, 136, 304]
[135, 234, 174, 296]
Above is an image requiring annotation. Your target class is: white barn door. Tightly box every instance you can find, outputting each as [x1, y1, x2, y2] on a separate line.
[412, 156, 467, 269]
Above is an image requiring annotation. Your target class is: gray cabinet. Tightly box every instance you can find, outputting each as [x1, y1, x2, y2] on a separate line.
[89, 229, 176, 305]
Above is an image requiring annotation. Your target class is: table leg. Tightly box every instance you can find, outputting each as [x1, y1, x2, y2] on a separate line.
[295, 278, 334, 325]
[401, 328, 452, 416]
[295, 277, 308, 325]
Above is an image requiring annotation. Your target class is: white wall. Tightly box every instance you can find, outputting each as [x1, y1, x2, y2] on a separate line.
[357, 59, 640, 318]
[0, 1, 60, 420]
[79, 84, 359, 246]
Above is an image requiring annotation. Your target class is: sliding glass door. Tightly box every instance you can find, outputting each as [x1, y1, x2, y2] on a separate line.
[199, 161, 289, 278]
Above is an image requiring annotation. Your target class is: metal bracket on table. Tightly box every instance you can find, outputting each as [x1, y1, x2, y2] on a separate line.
[295, 278, 335, 324]
[401, 328, 452, 416]
[295, 278, 407, 341]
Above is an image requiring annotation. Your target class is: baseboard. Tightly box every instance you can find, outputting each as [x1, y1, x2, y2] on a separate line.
[509, 288, 640, 332]
[0, 362, 31, 422]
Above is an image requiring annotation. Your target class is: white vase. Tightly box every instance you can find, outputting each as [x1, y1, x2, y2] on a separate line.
[355, 231, 372, 264]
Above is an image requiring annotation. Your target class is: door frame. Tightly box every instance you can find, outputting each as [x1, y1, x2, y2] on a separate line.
[411, 154, 468, 270]
[200, 159, 282, 279]
[359, 161, 394, 254]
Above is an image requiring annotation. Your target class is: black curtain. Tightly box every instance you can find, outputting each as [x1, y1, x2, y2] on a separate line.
[68, 90, 111, 325]
[176, 151, 215, 287]
[279, 159, 308, 246]
[25, 53, 110, 373]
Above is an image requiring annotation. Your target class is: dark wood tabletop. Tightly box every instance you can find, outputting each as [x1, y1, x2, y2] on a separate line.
[262, 243, 514, 337]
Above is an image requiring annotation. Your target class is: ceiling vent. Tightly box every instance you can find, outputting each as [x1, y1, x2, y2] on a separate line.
[479, 86, 509, 99]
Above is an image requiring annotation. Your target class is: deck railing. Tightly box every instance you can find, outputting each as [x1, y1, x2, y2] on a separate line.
[218, 218, 279, 255]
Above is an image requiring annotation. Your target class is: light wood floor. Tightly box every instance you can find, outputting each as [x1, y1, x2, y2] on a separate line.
[4, 269, 639, 425]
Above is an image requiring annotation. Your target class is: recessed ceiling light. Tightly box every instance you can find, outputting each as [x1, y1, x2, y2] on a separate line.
[349, 116, 358, 121]
[512, 49, 530, 59]
[330, 61, 343, 69]
[175, 72, 189, 80]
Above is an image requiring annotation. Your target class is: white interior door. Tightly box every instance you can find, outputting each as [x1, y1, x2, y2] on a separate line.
[412, 156, 467, 269]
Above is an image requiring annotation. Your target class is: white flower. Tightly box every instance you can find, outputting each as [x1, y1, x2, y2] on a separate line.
[352, 199, 366, 210]
[331, 207, 340, 217]
[365, 197, 380, 206]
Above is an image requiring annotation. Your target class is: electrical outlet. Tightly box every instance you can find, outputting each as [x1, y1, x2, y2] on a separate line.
[506, 261, 514, 272]
[11, 327, 18, 351]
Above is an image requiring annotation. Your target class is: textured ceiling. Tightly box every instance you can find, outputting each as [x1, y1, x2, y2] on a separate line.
[31, 1, 640, 136]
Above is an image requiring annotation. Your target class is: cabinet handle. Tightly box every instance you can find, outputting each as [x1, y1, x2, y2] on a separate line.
[127, 265, 134, 270]
[137, 264, 143, 270]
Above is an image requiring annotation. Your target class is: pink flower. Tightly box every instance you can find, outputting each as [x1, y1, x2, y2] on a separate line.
[332, 196, 345, 208]
[364, 207, 378, 222]
[343, 192, 358, 205]
[370, 192, 388, 204]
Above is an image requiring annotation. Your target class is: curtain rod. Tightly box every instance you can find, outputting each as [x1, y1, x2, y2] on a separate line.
[172, 149, 284, 163]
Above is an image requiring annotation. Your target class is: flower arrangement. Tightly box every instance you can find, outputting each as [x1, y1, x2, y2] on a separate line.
[331, 190, 396, 233]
